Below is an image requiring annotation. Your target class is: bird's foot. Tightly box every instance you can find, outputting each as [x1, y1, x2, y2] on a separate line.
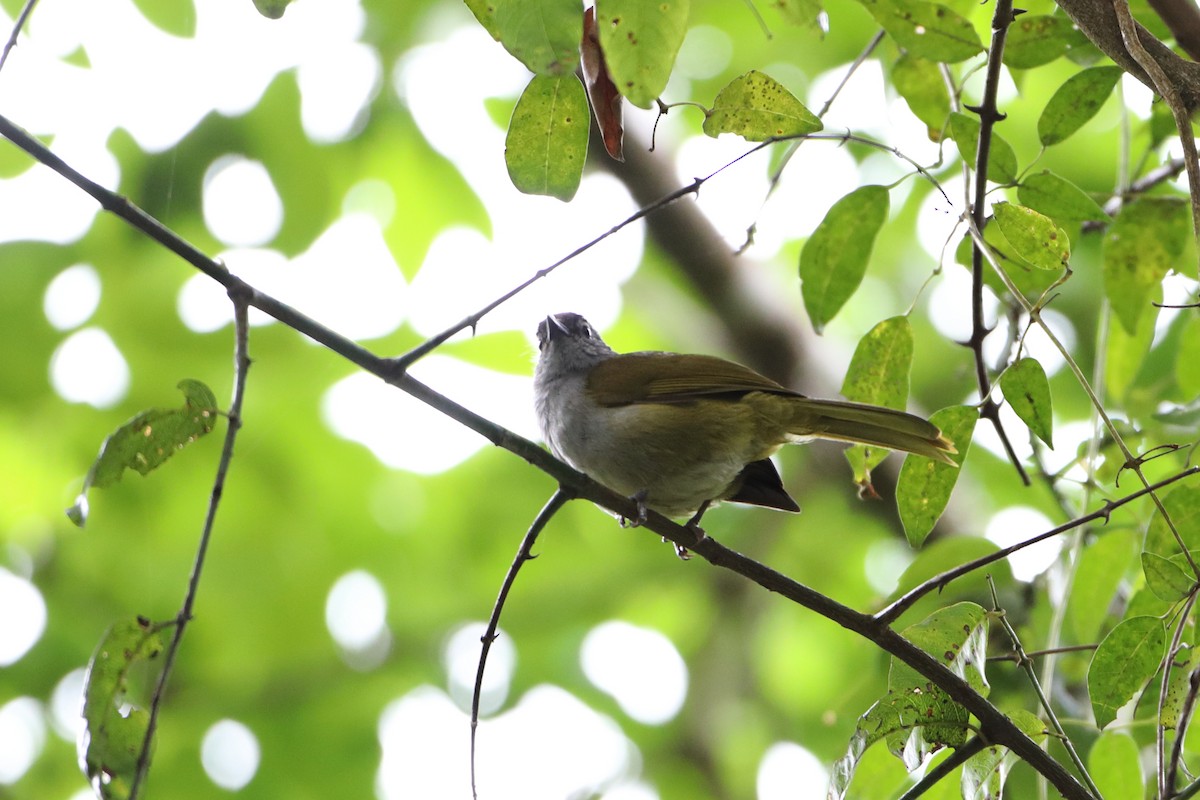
[619, 490, 650, 528]
[671, 502, 710, 560]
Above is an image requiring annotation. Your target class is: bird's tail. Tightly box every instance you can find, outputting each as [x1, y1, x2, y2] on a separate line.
[788, 398, 958, 464]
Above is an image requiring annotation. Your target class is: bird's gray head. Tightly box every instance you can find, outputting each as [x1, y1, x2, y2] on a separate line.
[535, 312, 616, 378]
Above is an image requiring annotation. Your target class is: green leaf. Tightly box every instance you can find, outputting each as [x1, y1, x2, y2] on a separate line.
[1104, 197, 1190, 335]
[1106, 295, 1159, 398]
[892, 54, 950, 137]
[1004, 14, 1087, 69]
[949, 112, 1018, 184]
[1088, 615, 1165, 729]
[1144, 484, 1200, 558]
[494, 0, 582, 75]
[1088, 730, 1144, 799]
[831, 603, 988, 795]
[897, 406, 976, 547]
[887, 603, 989, 759]
[999, 356, 1054, 447]
[841, 316, 913, 483]
[1163, 644, 1200, 729]
[893, 537, 1012, 600]
[131, 0, 196, 36]
[596, 0, 689, 109]
[992, 202, 1070, 272]
[861, 0, 983, 63]
[251, 0, 291, 18]
[1176, 316, 1200, 398]
[703, 70, 823, 141]
[963, 710, 1045, 800]
[1038, 66, 1123, 146]
[80, 617, 166, 800]
[1017, 170, 1109, 223]
[67, 379, 220, 527]
[464, 0, 501, 39]
[771, 0, 823, 30]
[1141, 551, 1195, 602]
[1069, 530, 1136, 644]
[504, 74, 589, 201]
[800, 186, 890, 333]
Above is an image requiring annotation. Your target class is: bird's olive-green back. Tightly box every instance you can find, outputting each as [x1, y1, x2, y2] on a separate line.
[585, 352, 800, 406]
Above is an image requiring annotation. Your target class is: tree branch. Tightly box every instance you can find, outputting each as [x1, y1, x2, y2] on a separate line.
[0, 110, 1095, 800]
[1055, 0, 1200, 112]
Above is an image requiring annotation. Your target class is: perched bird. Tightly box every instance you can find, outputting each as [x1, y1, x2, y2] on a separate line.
[533, 312, 956, 527]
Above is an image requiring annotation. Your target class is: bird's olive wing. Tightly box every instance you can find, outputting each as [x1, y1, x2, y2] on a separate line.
[586, 352, 797, 405]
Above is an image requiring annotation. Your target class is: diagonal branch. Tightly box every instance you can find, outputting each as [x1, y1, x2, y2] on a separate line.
[0, 110, 1096, 800]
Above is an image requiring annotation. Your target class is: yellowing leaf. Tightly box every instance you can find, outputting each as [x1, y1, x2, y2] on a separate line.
[504, 74, 589, 201]
[992, 202, 1070, 271]
[703, 70, 823, 141]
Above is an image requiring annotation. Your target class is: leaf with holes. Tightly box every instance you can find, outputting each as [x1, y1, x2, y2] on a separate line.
[67, 379, 219, 527]
[703, 70, 822, 141]
[861, 0, 983, 63]
[80, 617, 165, 800]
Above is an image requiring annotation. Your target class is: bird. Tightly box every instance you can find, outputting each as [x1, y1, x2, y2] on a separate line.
[533, 312, 956, 529]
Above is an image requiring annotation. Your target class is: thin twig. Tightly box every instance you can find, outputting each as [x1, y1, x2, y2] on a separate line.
[1166, 651, 1200, 796]
[988, 643, 1098, 663]
[966, 0, 1030, 486]
[896, 737, 988, 800]
[0, 110, 1096, 800]
[1160, 593, 1200, 798]
[987, 578, 1101, 797]
[0, 0, 38, 75]
[390, 126, 947, 375]
[470, 488, 571, 799]
[876, 466, 1199, 624]
[129, 289, 252, 799]
[962, 214, 1200, 580]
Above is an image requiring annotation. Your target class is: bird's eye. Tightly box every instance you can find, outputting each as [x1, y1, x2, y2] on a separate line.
[579, 322, 592, 338]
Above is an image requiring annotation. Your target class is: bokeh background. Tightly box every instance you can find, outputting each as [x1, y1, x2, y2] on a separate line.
[1, 0, 1193, 797]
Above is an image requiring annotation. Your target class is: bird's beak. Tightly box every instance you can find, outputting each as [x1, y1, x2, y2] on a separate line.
[542, 314, 569, 343]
